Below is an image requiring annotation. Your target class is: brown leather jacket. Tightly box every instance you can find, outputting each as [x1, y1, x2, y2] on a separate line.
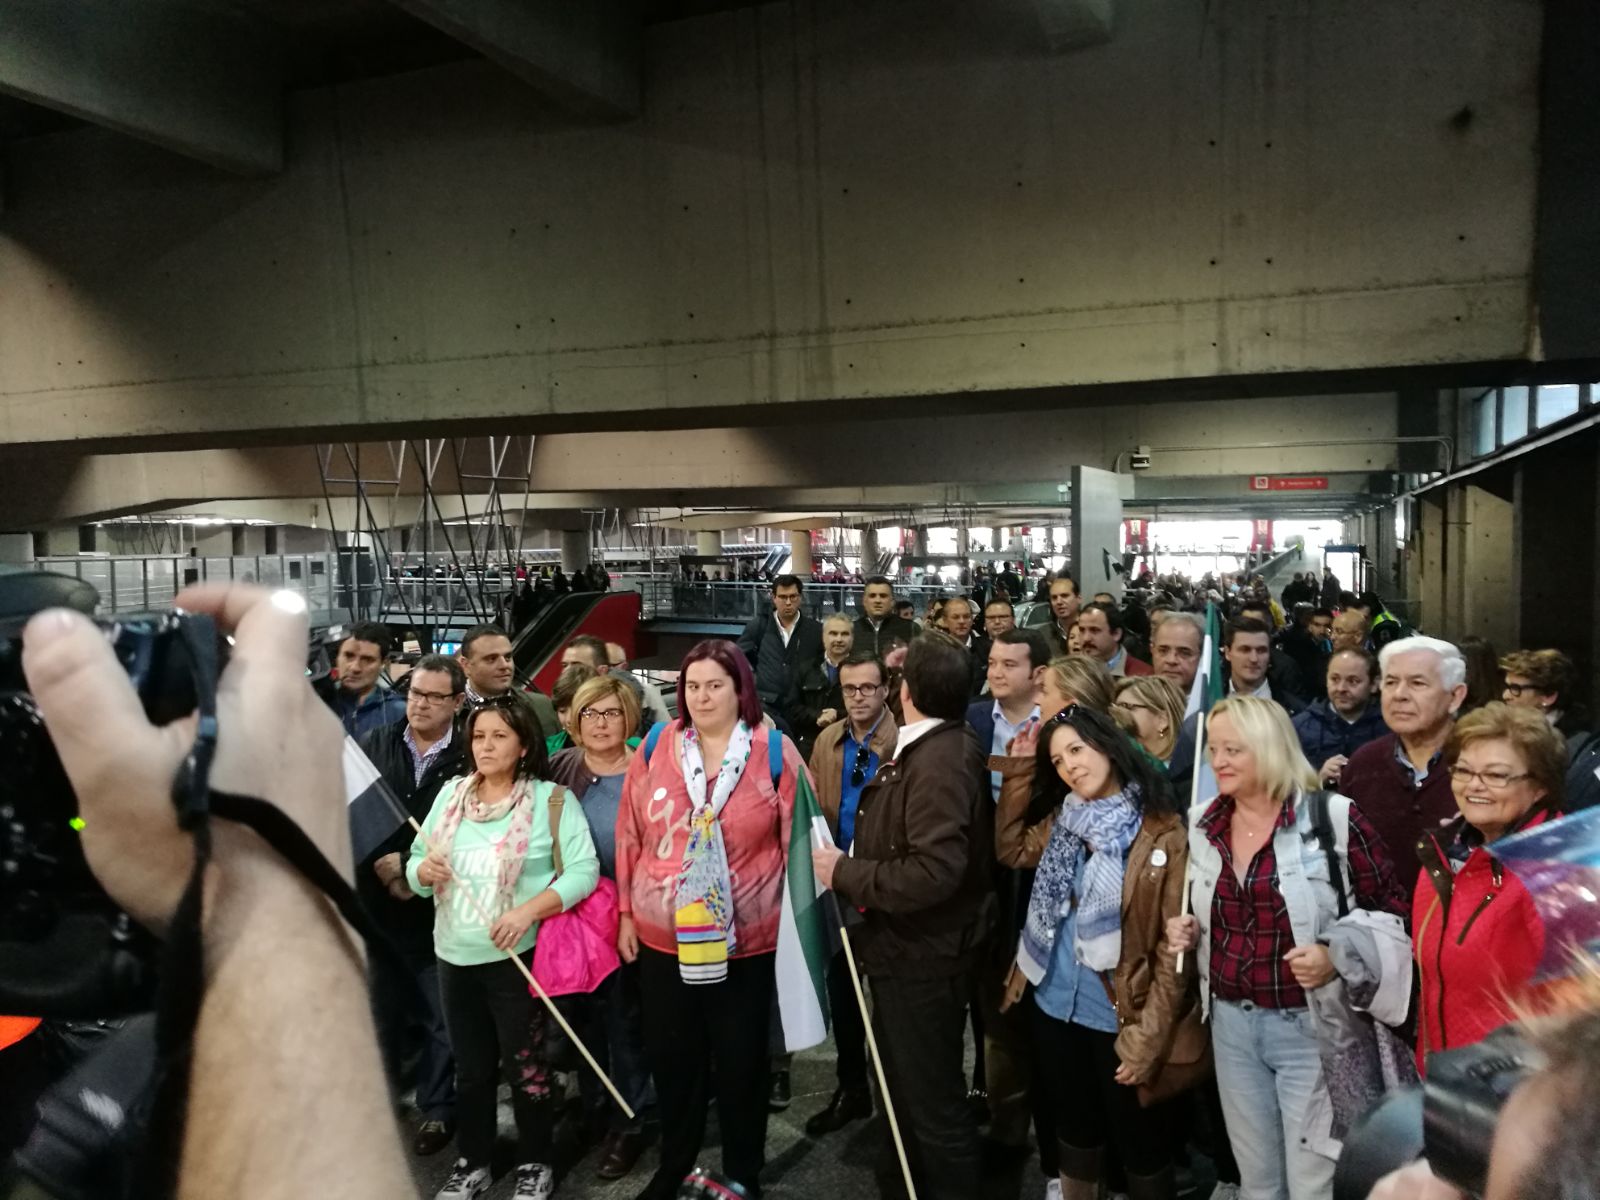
[994, 754, 1196, 1080]
[832, 721, 996, 979]
[810, 711, 899, 837]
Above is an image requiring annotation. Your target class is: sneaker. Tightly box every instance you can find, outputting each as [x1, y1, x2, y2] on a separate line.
[1045, 1182, 1063, 1200]
[513, 1163, 555, 1200]
[768, 1069, 791, 1111]
[435, 1159, 490, 1200]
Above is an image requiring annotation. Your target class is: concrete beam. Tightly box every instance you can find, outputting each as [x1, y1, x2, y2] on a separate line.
[388, 0, 640, 120]
[0, 0, 282, 174]
[0, 3, 1541, 448]
[0, 394, 1402, 526]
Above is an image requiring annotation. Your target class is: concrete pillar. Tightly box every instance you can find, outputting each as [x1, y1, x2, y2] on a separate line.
[561, 530, 590, 572]
[77, 524, 98, 554]
[991, 527, 1003, 553]
[788, 530, 814, 576]
[956, 527, 970, 558]
[1444, 483, 1515, 647]
[859, 527, 879, 572]
[694, 531, 723, 559]
[1414, 494, 1446, 635]
[1070, 465, 1125, 598]
[0, 533, 34, 565]
[913, 526, 930, 556]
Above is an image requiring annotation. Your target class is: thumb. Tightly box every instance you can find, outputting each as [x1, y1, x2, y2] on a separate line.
[22, 608, 172, 802]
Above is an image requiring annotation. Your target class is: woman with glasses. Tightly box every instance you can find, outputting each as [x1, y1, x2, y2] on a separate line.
[1000, 707, 1192, 1200]
[547, 675, 652, 1180]
[613, 639, 808, 1200]
[1113, 676, 1186, 764]
[408, 696, 600, 1200]
[1414, 702, 1565, 1072]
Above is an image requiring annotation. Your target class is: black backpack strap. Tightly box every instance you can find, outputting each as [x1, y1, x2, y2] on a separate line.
[1308, 789, 1349, 919]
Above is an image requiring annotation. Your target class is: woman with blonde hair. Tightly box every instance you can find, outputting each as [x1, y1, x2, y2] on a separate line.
[1039, 654, 1116, 719]
[546, 675, 651, 1178]
[1114, 676, 1186, 763]
[1165, 696, 1407, 1200]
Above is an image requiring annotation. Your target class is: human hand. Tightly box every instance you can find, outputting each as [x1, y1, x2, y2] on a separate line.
[21, 584, 347, 934]
[1320, 755, 1348, 785]
[490, 902, 537, 951]
[617, 913, 639, 963]
[372, 852, 404, 886]
[817, 708, 839, 728]
[1165, 914, 1200, 955]
[1008, 717, 1041, 759]
[1284, 943, 1338, 989]
[384, 877, 417, 902]
[998, 962, 1027, 1013]
[416, 851, 453, 888]
[812, 843, 844, 889]
[1112, 1061, 1145, 1087]
[1366, 1162, 1465, 1200]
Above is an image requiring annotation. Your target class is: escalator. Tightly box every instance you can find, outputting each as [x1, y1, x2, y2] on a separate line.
[509, 588, 644, 694]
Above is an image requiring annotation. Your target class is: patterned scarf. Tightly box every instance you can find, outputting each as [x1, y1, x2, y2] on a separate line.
[1017, 783, 1143, 983]
[431, 773, 539, 917]
[674, 721, 753, 984]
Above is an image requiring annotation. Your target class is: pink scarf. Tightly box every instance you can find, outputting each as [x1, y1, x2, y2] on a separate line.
[432, 773, 539, 914]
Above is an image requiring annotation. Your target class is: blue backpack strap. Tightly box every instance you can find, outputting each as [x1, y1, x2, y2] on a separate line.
[768, 725, 785, 788]
[643, 721, 668, 764]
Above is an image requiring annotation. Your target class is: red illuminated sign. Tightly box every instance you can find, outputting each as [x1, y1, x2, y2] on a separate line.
[1249, 476, 1328, 492]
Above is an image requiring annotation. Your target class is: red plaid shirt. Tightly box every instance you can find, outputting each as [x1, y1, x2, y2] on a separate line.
[1200, 794, 1406, 1009]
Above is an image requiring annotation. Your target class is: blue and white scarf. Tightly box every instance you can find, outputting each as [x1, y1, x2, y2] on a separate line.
[673, 721, 753, 984]
[1017, 784, 1143, 983]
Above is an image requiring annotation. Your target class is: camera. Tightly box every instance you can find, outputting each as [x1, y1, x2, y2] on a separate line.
[0, 571, 218, 1018]
[1334, 1028, 1542, 1200]
[1129, 445, 1152, 471]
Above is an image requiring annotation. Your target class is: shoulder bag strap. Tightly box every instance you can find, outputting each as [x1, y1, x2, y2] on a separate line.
[643, 720, 668, 764]
[1309, 789, 1349, 918]
[546, 784, 567, 878]
[768, 726, 785, 788]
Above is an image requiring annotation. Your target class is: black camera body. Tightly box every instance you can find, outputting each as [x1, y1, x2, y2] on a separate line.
[0, 571, 211, 1018]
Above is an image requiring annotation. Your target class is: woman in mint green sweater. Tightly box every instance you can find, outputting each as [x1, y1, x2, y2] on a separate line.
[408, 696, 599, 1200]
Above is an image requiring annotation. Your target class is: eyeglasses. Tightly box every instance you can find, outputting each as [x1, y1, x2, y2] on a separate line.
[409, 688, 461, 706]
[580, 707, 625, 724]
[1501, 683, 1536, 699]
[1113, 701, 1153, 715]
[841, 683, 881, 698]
[1448, 766, 1531, 790]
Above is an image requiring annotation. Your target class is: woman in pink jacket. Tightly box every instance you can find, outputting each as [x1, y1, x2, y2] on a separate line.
[614, 639, 805, 1200]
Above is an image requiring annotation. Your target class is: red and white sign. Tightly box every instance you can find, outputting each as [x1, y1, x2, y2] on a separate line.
[1250, 518, 1275, 551]
[1249, 475, 1328, 492]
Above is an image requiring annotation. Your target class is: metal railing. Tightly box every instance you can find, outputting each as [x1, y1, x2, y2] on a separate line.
[31, 554, 352, 622]
[634, 579, 960, 622]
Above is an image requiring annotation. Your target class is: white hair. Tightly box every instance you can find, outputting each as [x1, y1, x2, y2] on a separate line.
[1378, 636, 1467, 691]
[823, 612, 854, 631]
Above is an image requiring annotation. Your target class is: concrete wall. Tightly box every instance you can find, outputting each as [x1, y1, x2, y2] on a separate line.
[0, 0, 1540, 448]
[1070, 465, 1124, 598]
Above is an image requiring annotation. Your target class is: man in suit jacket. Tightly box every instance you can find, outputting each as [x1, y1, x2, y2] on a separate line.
[1075, 601, 1153, 677]
[737, 573, 824, 715]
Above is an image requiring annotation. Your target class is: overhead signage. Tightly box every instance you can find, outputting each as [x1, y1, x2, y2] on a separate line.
[1249, 475, 1328, 492]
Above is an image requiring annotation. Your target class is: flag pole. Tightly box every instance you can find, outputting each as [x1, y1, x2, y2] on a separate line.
[837, 922, 918, 1200]
[407, 815, 636, 1121]
[1176, 709, 1208, 976]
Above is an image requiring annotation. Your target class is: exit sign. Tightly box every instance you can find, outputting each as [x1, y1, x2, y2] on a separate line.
[1249, 475, 1328, 492]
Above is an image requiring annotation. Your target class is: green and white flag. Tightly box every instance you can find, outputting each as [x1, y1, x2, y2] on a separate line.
[775, 769, 838, 1052]
[1184, 601, 1227, 804]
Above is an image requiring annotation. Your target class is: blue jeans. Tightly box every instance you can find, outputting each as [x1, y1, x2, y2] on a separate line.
[1210, 999, 1334, 1200]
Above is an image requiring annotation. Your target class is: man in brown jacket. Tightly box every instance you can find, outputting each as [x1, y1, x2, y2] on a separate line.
[802, 651, 898, 1139]
[814, 635, 994, 1200]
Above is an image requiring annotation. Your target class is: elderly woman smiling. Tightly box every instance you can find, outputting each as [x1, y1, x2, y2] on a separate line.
[1414, 702, 1566, 1072]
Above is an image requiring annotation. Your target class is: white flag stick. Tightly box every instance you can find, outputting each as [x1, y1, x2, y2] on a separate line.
[1176, 713, 1207, 975]
[407, 815, 635, 1121]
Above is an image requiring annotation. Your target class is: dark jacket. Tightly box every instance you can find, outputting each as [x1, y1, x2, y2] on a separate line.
[782, 656, 847, 761]
[851, 613, 921, 658]
[1340, 732, 1457, 894]
[1278, 624, 1330, 700]
[737, 610, 825, 706]
[831, 720, 995, 979]
[1292, 699, 1389, 775]
[356, 716, 468, 956]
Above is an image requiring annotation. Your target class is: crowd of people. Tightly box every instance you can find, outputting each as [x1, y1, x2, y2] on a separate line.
[295, 564, 1600, 1199]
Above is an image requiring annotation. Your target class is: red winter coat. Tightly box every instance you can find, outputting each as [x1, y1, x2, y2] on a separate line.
[1412, 811, 1549, 1074]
